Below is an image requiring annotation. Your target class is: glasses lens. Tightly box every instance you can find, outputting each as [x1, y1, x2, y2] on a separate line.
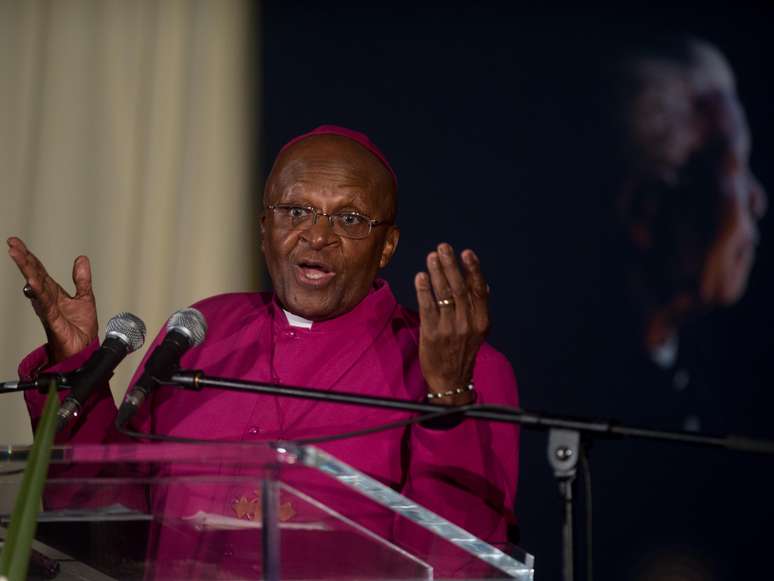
[271, 206, 372, 238]
[274, 206, 313, 228]
[332, 213, 370, 239]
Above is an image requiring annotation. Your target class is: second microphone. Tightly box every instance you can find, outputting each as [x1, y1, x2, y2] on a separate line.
[116, 308, 208, 427]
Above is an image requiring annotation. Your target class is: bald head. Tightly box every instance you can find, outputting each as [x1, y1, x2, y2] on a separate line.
[265, 134, 397, 223]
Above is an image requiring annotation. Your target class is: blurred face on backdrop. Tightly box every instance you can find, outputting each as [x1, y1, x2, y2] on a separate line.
[261, 135, 399, 320]
[621, 41, 767, 309]
[695, 92, 767, 305]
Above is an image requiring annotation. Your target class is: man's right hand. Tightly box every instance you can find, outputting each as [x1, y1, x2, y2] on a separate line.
[7, 237, 98, 364]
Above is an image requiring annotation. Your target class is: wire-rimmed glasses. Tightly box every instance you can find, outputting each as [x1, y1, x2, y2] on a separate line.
[266, 204, 388, 239]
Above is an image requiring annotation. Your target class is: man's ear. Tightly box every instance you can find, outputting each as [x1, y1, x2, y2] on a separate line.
[379, 226, 400, 268]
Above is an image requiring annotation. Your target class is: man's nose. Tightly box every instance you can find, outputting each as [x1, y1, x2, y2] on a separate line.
[300, 215, 337, 248]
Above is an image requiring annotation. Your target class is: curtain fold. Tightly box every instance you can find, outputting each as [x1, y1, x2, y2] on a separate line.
[0, 0, 259, 443]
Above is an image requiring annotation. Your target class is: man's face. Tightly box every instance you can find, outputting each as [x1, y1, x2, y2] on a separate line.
[697, 94, 767, 305]
[260, 135, 399, 320]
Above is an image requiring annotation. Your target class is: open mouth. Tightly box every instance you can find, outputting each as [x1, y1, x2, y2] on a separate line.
[294, 259, 336, 286]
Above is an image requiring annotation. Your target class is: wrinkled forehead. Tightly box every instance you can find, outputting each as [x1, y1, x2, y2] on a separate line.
[265, 135, 396, 215]
[273, 151, 380, 191]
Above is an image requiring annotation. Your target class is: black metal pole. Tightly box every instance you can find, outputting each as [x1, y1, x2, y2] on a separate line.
[168, 370, 774, 455]
[548, 428, 582, 581]
[0, 374, 70, 395]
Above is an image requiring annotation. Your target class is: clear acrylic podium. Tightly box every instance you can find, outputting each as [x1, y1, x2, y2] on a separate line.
[0, 442, 534, 580]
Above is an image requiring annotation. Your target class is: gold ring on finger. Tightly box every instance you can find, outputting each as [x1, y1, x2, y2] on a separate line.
[437, 298, 454, 308]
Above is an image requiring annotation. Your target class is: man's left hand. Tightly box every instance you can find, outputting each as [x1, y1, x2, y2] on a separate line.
[414, 243, 490, 405]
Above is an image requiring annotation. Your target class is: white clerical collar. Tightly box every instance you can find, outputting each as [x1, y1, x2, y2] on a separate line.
[283, 309, 313, 329]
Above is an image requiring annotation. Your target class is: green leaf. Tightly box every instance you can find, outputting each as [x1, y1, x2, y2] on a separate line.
[0, 380, 60, 580]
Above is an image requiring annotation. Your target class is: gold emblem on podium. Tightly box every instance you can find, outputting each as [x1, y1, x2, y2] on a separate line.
[232, 489, 296, 521]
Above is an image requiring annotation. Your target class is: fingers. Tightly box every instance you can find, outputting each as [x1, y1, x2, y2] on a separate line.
[427, 247, 465, 332]
[461, 249, 485, 291]
[7, 238, 93, 300]
[415, 244, 470, 330]
[7, 236, 34, 278]
[461, 249, 490, 333]
[72, 255, 94, 299]
[417, 244, 468, 303]
[414, 272, 439, 327]
[416, 243, 489, 308]
[436, 243, 473, 328]
[438, 244, 468, 299]
[426, 249, 451, 298]
[7, 237, 51, 296]
[7, 238, 78, 325]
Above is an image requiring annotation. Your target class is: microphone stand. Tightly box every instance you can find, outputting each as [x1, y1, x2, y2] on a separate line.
[165, 369, 774, 581]
[0, 374, 70, 395]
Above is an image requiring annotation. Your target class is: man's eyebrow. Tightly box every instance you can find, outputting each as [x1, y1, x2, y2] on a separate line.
[335, 205, 371, 216]
[275, 188, 372, 213]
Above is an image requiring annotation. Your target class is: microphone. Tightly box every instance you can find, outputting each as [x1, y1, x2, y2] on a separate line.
[116, 308, 207, 427]
[56, 313, 147, 432]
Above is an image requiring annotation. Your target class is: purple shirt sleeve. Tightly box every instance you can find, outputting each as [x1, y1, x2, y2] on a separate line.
[20, 341, 122, 443]
[403, 346, 520, 545]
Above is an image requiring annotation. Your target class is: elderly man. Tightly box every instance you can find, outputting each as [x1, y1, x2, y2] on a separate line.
[8, 126, 519, 555]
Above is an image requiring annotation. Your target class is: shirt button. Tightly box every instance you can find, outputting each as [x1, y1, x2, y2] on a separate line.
[247, 426, 260, 435]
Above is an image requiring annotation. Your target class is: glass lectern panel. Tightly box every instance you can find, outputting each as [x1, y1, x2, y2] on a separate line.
[0, 442, 534, 580]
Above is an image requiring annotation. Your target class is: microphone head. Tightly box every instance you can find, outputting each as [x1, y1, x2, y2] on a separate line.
[105, 312, 147, 352]
[167, 308, 207, 347]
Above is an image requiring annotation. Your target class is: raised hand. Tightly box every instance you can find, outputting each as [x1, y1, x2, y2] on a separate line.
[414, 243, 490, 405]
[7, 237, 98, 364]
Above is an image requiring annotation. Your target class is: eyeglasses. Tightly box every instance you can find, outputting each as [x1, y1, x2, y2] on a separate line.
[266, 204, 388, 239]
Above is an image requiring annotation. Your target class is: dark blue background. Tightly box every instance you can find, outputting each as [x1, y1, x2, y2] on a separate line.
[261, 3, 774, 579]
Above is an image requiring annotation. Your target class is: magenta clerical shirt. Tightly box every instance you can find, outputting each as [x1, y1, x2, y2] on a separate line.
[21, 280, 519, 556]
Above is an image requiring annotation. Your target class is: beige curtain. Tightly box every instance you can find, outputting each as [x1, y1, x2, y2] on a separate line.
[0, 0, 259, 444]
